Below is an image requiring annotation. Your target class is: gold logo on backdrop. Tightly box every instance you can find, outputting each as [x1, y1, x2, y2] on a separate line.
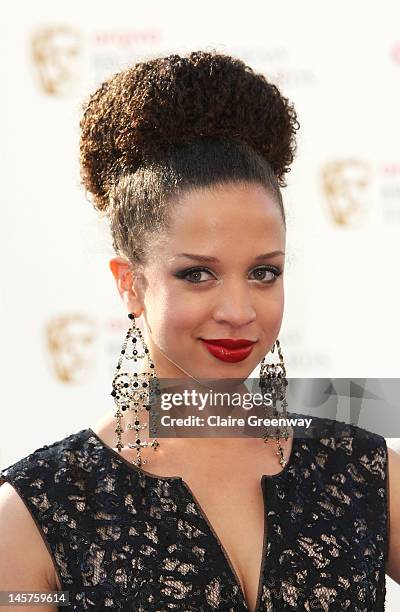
[321, 159, 372, 227]
[45, 314, 96, 383]
[30, 26, 82, 95]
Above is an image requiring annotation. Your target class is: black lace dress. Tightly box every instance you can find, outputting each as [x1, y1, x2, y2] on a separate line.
[0, 417, 389, 611]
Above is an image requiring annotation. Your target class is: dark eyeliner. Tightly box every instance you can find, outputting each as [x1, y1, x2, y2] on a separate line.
[173, 265, 282, 283]
[173, 266, 214, 281]
[251, 265, 282, 280]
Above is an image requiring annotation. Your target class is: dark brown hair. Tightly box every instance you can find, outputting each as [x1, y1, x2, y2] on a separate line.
[79, 50, 300, 270]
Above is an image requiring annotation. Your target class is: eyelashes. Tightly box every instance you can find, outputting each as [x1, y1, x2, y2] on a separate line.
[173, 265, 283, 285]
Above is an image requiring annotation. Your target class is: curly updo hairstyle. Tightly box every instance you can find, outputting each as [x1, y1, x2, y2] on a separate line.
[79, 50, 300, 272]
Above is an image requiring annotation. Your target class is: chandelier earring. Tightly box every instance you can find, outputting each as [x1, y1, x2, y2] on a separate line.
[259, 339, 289, 468]
[111, 313, 160, 467]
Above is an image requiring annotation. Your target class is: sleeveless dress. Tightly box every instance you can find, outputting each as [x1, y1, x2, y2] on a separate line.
[0, 416, 389, 611]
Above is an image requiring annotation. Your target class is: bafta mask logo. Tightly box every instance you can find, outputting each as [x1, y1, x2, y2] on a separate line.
[30, 26, 82, 95]
[321, 159, 372, 227]
[45, 314, 96, 384]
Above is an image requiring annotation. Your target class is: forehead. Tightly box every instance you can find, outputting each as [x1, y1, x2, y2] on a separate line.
[163, 182, 285, 249]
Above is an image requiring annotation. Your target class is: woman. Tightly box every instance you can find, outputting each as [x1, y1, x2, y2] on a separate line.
[0, 50, 399, 612]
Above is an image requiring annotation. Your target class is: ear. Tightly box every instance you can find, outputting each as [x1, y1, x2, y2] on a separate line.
[109, 257, 144, 317]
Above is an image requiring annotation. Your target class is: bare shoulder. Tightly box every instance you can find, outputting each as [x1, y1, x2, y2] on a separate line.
[386, 446, 400, 583]
[0, 481, 60, 595]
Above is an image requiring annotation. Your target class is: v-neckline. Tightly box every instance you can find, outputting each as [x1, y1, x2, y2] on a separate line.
[179, 474, 268, 611]
[84, 427, 298, 612]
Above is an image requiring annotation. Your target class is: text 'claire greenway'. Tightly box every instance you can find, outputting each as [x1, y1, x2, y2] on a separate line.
[159, 415, 313, 428]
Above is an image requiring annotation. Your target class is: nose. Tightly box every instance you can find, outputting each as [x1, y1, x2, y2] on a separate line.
[212, 281, 257, 328]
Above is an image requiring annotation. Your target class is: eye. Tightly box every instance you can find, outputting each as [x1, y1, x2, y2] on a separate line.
[174, 267, 215, 283]
[250, 266, 282, 283]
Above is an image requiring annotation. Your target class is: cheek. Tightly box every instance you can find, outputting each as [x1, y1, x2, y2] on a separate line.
[144, 283, 203, 341]
[258, 292, 284, 334]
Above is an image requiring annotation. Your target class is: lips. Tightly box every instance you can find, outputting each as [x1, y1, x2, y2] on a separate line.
[199, 338, 257, 363]
[201, 338, 256, 348]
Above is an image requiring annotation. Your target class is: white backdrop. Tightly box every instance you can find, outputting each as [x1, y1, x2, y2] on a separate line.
[2, 0, 400, 606]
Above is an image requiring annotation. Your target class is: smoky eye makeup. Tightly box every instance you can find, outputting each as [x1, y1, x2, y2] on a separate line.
[173, 267, 214, 283]
[173, 265, 283, 284]
[251, 265, 283, 282]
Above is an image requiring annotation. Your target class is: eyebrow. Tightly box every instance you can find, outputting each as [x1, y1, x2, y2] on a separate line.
[174, 251, 285, 262]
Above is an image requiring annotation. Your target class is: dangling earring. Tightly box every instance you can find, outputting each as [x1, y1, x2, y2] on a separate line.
[111, 313, 160, 467]
[259, 339, 289, 468]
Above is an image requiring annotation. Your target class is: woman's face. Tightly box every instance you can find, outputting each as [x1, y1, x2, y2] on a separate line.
[119, 181, 286, 379]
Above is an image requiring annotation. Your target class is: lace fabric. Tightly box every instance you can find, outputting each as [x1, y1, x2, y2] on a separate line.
[0, 416, 388, 611]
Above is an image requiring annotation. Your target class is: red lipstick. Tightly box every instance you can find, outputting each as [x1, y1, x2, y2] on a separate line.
[200, 338, 257, 363]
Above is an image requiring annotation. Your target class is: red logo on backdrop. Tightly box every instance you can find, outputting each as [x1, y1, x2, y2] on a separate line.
[391, 41, 400, 65]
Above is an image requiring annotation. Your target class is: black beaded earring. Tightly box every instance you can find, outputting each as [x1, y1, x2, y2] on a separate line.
[259, 339, 289, 468]
[111, 313, 160, 467]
